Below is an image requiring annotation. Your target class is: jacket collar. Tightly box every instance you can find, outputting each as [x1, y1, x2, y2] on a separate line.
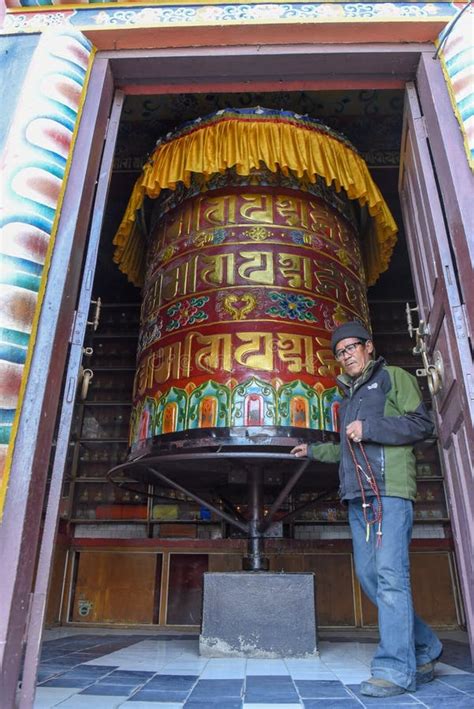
[336, 356, 385, 395]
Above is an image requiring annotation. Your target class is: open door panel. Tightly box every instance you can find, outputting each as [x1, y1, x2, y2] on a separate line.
[399, 82, 473, 651]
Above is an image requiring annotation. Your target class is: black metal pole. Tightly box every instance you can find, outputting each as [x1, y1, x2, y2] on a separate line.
[277, 488, 337, 525]
[259, 459, 309, 533]
[243, 469, 268, 571]
[144, 466, 249, 534]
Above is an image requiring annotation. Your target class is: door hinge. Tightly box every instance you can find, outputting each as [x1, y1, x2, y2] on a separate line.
[70, 309, 87, 345]
[467, 373, 474, 401]
[22, 592, 34, 643]
[415, 114, 428, 139]
[69, 310, 78, 343]
[66, 374, 77, 403]
[453, 305, 467, 340]
[462, 304, 472, 342]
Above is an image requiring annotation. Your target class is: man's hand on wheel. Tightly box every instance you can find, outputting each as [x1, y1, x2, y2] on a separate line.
[290, 443, 308, 457]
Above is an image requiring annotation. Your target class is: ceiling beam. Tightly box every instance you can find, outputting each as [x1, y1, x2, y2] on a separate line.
[103, 44, 426, 89]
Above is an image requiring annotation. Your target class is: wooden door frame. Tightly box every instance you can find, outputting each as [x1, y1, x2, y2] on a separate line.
[1, 42, 472, 704]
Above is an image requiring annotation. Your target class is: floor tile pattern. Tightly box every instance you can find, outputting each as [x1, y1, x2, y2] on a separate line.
[27, 633, 474, 708]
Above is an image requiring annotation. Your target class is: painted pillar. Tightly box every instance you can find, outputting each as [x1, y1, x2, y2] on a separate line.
[0, 28, 95, 704]
[0, 29, 95, 517]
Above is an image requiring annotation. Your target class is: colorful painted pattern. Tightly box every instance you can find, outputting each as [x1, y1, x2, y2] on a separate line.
[266, 292, 319, 322]
[437, 5, 474, 170]
[165, 296, 210, 331]
[1, 2, 457, 35]
[2, 0, 457, 5]
[130, 377, 342, 445]
[0, 29, 94, 514]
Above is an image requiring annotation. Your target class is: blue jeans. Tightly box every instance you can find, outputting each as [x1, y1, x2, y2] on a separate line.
[348, 496, 443, 689]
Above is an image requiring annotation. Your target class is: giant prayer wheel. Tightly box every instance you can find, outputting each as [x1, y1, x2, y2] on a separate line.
[113, 108, 398, 456]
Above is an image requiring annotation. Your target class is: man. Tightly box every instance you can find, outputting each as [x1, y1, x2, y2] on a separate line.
[291, 321, 443, 698]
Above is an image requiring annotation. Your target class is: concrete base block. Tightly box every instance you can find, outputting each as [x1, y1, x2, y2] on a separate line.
[199, 572, 317, 658]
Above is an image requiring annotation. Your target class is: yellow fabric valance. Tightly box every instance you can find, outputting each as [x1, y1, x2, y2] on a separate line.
[113, 110, 397, 287]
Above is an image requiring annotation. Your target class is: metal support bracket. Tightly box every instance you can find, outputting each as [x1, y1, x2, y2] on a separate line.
[406, 302, 444, 395]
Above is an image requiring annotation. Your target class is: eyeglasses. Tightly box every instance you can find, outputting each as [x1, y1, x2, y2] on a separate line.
[334, 341, 364, 360]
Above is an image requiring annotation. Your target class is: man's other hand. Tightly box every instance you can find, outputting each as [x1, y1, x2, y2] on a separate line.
[346, 420, 363, 443]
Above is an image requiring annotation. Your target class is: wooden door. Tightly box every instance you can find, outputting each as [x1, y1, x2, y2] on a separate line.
[361, 552, 460, 627]
[303, 553, 356, 627]
[399, 83, 474, 652]
[71, 551, 159, 624]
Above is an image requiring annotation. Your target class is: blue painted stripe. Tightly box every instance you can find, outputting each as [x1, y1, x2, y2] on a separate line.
[445, 47, 473, 77]
[458, 93, 474, 121]
[28, 145, 68, 172]
[0, 329, 30, 348]
[0, 254, 44, 276]
[23, 100, 77, 134]
[0, 420, 14, 444]
[0, 270, 41, 293]
[34, 112, 77, 134]
[54, 58, 87, 84]
[0, 213, 52, 235]
[4, 195, 56, 227]
[0, 427, 13, 445]
[0, 343, 28, 365]
[45, 94, 81, 128]
[60, 30, 93, 53]
[25, 159, 66, 182]
[0, 410, 16, 425]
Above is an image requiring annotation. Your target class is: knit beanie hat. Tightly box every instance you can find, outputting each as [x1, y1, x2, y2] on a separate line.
[331, 321, 372, 353]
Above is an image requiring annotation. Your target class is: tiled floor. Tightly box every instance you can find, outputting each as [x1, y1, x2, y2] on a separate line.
[29, 631, 473, 709]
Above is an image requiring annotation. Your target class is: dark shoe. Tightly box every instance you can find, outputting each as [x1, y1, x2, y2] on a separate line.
[416, 660, 436, 685]
[416, 650, 443, 686]
[360, 678, 407, 697]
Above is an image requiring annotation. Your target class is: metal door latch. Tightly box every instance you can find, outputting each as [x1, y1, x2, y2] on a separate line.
[405, 303, 444, 395]
[77, 347, 94, 400]
[79, 368, 94, 400]
[87, 297, 102, 331]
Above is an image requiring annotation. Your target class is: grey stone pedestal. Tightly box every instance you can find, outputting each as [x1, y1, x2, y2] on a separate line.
[199, 572, 317, 658]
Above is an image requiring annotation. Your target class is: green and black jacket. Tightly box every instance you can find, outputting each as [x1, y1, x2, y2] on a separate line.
[309, 358, 434, 502]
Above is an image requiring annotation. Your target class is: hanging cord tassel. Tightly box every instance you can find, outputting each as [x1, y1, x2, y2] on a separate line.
[347, 437, 383, 546]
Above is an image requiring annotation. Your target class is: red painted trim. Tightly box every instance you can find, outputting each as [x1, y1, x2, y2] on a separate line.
[71, 538, 246, 550]
[69, 537, 454, 551]
[85, 23, 447, 52]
